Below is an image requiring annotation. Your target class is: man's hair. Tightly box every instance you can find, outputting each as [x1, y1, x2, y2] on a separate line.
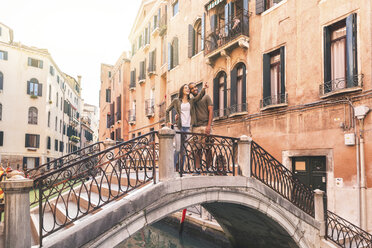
[188, 82, 195, 88]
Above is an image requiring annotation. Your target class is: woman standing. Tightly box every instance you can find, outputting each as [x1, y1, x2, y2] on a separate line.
[165, 82, 208, 168]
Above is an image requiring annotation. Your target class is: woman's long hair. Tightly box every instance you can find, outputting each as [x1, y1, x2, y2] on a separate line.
[178, 84, 190, 101]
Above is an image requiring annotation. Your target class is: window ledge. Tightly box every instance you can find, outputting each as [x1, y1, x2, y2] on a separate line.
[229, 111, 248, 117]
[320, 86, 362, 99]
[169, 65, 179, 72]
[129, 121, 136, 125]
[213, 116, 228, 121]
[151, 27, 159, 36]
[30, 95, 38, 99]
[143, 44, 150, 52]
[129, 85, 136, 91]
[191, 51, 203, 59]
[260, 103, 288, 111]
[148, 71, 156, 76]
[261, 0, 287, 16]
[138, 79, 146, 84]
[26, 147, 37, 151]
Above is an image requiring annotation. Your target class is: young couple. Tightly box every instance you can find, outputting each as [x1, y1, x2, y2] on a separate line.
[165, 82, 213, 169]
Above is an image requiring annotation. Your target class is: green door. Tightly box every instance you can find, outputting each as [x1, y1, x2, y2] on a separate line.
[292, 156, 327, 208]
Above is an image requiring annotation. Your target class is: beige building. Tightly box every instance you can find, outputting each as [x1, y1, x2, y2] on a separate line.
[81, 102, 99, 145]
[0, 22, 83, 169]
[100, 0, 372, 231]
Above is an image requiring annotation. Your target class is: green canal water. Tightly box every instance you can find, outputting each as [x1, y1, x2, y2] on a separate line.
[116, 217, 231, 248]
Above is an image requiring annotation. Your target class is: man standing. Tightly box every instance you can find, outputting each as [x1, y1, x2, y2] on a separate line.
[188, 82, 213, 172]
[188, 83, 213, 135]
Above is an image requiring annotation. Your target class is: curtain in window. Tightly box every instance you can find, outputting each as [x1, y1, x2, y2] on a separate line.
[331, 27, 346, 89]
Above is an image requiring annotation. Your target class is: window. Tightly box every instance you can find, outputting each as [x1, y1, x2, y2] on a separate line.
[323, 14, 358, 94]
[168, 37, 179, 70]
[59, 141, 63, 152]
[60, 97, 63, 110]
[47, 136, 51, 150]
[55, 117, 58, 131]
[137, 132, 142, 137]
[50, 66, 55, 76]
[130, 69, 136, 87]
[55, 139, 58, 151]
[116, 95, 122, 121]
[47, 111, 50, 127]
[262, 47, 286, 107]
[108, 71, 111, 78]
[48, 85, 52, 101]
[0, 71, 3, 90]
[0, 131, 3, 146]
[148, 49, 156, 73]
[27, 78, 42, 96]
[28, 107, 38, 124]
[28, 57, 43, 68]
[57, 75, 60, 83]
[230, 63, 247, 113]
[106, 89, 111, 102]
[161, 36, 166, 65]
[0, 50, 8, 61]
[0, 103, 2, 121]
[56, 92, 59, 107]
[60, 120, 62, 133]
[188, 20, 202, 57]
[172, 0, 179, 16]
[115, 128, 121, 141]
[213, 71, 227, 117]
[25, 134, 40, 148]
[139, 60, 146, 81]
[256, 0, 282, 14]
[131, 133, 135, 139]
[138, 35, 143, 48]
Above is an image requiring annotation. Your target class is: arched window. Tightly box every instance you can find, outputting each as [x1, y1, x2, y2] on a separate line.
[230, 63, 247, 113]
[213, 71, 227, 118]
[28, 107, 38, 124]
[0, 71, 3, 90]
[27, 78, 42, 96]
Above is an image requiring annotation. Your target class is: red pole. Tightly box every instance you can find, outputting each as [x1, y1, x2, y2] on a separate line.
[179, 209, 187, 235]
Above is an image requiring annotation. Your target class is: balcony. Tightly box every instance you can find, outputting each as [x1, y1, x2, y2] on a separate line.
[213, 108, 229, 119]
[229, 103, 248, 116]
[69, 117, 79, 127]
[205, 10, 249, 62]
[158, 101, 166, 120]
[81, 116, 91, 126]
[145, 99, 155, 117]
[69, 135, 80, 144]
[260, 93, 288, 110]
[128, 109, 136, 125]
[319, 74, 363, 98]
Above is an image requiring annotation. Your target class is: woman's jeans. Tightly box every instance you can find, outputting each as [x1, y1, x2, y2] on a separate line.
[174, 127, 190, 170]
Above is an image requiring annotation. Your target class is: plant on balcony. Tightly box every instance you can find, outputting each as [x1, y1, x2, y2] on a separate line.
[70, 135, 80, 143]
[30, 95, 38, 99]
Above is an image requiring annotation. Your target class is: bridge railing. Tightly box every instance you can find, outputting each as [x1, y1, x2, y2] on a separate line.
[177, 131, 238, 176]
[250, 141, 315, 217]
[326, 210, 372, 248]
[33, 131, 158, 246]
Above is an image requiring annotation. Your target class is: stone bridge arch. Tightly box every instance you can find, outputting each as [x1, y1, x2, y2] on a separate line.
[44, 176, 321, 248]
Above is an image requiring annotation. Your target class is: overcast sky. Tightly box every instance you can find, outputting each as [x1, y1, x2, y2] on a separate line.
[1, 0, 141, 107]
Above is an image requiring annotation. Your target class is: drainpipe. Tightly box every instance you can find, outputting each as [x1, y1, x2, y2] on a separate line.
[354, 105, 370, 230]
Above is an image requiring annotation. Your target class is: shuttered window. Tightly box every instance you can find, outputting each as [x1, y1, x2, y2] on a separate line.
[169, 37, 179, 69]
[55, 139, 58, 151]
[230, 63, 247, 114]
[25, 134, 40, 148]
[28, 57, 43, 68]
[27, 78, 42, 96]
[148, 49, 156, 73]
[117, 95, 121, 121]
[213, 71, 227, 117]
[106, 89, 111, 102]
[323, 14, 357, 93]
[256, 0, 282, 14]
[0, 71, 3, 90]
[0, 131, 3, 146]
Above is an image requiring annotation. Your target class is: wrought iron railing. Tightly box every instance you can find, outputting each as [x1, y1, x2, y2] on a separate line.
[33, 132, 158, 246]
[229, 103, 248, 114]
[26, 141, 103, 180]
[319, 74, 364, 96]
[177, 132, 238, 176]
[250, 141, 314, 216]
[326, 210, 372, 248]
[213, 108, 229, 118]
[205, 10, 249, 55]
[260, 93, 288, 108]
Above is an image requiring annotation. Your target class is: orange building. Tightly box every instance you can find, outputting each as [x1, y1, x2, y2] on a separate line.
[99, 52, 130, 142]
[101, 0, 372, 231]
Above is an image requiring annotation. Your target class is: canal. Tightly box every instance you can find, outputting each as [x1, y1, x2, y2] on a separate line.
[116, 216, 232, 248]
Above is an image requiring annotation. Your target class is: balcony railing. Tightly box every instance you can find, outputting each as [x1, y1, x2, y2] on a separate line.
[158, 101, 166, 120]
[260, 93, 288, 109]
[213, 103, 248, 118]
[128, 109, 136, 124]
[319, 74, 363, 97]
[213, 107, 229, 119]
[145, 99, 155, 117]
[205, 10, 249, 55]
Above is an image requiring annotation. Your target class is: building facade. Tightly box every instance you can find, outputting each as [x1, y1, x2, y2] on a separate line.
[101, 0, 372, 231]
[99, 52, 130, 142]
[81, 102, 99, 146]
[0, 22, 83, 169]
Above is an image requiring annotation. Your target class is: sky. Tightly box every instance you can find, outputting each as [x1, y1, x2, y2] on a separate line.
[1, 0, 142, 107]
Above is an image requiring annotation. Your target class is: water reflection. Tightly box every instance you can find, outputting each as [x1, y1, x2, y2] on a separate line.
[117, 218, 231, 248]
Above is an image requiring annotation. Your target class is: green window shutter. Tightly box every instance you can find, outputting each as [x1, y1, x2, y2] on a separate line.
[263, 53, 271, 101]
[242, 64, 247, 110]
[39, 60, 43, 69]
[148, 52, 152, 72]
[28, 57, 31, 66]
[36, 135, 40, 148]
[346, 13, 358, 88]
[213, 77, 219, 112]
[3, 51, 8, 60]
[153, 49, 156, 71]
[174, 38, 179, 66]
[256, 0, 265, 14]
[168, 43, 172, 70]
[323, 26, 331, 93]
[280, 47, 285, 95]
[201, 13, 205, 50]
[230, 68, 237, 109]
[27, 81, 31, 95]
[223, 73, 227, 114]
[38, 83, 42, 96]
[35, 157, 40, 167]
[0, 131, 3, 146]
[25, 134, 29, 147]
[188, 24, 194, 58]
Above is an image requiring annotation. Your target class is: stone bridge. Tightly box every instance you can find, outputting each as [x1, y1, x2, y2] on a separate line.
[43, 176, 325, 248]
